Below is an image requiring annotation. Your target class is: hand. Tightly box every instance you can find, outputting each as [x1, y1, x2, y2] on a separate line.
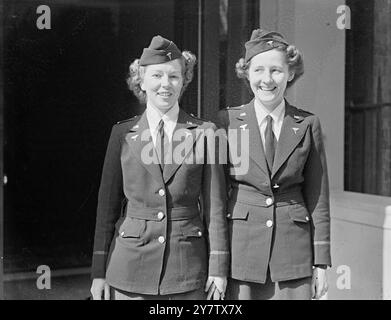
[311, 267, 328, 299]
[90, 278, 110, 300]
[205, 276, 227, 300]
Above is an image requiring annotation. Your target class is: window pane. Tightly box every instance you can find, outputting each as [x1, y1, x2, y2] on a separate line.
[345, 0, 391, 196]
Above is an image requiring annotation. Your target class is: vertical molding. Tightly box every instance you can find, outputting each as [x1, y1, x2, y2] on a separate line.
[0, 0, 4, 301]
[225, 0, 259, 108]
[200, 0, 220, 120]
[373, 0, 391, 196]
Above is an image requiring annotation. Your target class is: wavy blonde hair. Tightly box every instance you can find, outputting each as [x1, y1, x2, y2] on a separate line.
[126, 51, 197, 103]
[235, 44, 304, 88]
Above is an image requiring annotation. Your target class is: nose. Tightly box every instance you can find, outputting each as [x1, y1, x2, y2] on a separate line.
[161, 74, 170, 87]
[261, 70, 273, 84]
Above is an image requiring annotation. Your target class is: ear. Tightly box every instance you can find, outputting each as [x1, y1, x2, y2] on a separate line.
[140, 81, 145, 91]
[288, 71, 295, 82]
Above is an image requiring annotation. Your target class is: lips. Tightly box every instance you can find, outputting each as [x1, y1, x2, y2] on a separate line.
[259, 86, 276, 92]
[158, 92, 172, 97]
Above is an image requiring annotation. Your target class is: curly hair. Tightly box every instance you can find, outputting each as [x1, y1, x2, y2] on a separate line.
[235, 44, 304, 88]
[126, 51, 197, 104]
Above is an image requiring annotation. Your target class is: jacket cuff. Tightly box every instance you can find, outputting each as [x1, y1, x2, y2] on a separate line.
[314, 241, 332, 266]
[208, 251, 230, 277]
[91, 252, 108, 279]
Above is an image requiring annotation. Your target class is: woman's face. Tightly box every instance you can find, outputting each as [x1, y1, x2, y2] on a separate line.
[141, 59, 183, 113]
[247, 49, 293, 111]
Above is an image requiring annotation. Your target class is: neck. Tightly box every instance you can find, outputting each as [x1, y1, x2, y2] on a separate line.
[147, 102, 177, 116]
[255, 98, 284, 113]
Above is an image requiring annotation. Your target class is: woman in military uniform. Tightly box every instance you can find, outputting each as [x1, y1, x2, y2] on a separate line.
[217, 29, 331, 300]
[90, 35, 229, 300]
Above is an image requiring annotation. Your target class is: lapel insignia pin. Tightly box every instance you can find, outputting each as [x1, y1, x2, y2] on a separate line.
[167, 52, 172, 60]
[239, 124, 248, 130]
[132, 124, 139, 130]
[292, 127, 299, 134]
[267, 40, 273, 46]
[240, 112, 246, 116]
[131, 135, 138, 140]
[187, 121, 195, 125]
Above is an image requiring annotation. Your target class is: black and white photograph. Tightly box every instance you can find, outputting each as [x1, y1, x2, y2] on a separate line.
[1, 0, 391, 305]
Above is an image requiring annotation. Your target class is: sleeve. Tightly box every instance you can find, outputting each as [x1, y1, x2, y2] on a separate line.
[91, 124, 124, 279]
[302, 116, 332, 267]
[200, 122, 230, 277]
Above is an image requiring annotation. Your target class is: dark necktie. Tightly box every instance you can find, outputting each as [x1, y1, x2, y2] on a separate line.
[156, 119, 167, 170]
[265, 115, 277, 174]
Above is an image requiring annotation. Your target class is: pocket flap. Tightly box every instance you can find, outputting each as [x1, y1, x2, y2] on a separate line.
[117, 217, 144, 238]
[227, 202, 249, 220]
[181, 226, 203, 238]
[288, 203, 310, 223]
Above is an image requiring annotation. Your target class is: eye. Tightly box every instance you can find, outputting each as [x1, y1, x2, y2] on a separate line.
[152, 73, 161, 78]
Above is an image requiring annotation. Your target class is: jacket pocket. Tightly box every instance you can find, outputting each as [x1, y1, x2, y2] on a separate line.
[288, 203, 310, 223]
[227, 202, 249, 220]
[181, 225, 204, 239]
[117, 217, 145, 238]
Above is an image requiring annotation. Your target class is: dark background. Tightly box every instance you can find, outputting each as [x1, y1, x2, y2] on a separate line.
[3, 0, 199, 273]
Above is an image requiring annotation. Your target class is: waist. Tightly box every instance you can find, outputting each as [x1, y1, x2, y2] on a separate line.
[229, 185, 304, 207]
[125, 205, 199, 221]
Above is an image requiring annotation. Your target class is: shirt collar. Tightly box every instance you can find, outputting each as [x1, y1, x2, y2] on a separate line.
[254, 98, 285, 125]
[146, 102, 179, 132]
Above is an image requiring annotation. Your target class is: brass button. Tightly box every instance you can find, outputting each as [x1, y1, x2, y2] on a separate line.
[265, 198, 273, 206]
[157, 211, 164, 220]
[158, 236, 165, 244]
[158, 189, 165, 196]
[305, 216, 310, 221]
[120, 231, 125, 237]
[198, 231, 202, 236]
[266, 220, 273, 228]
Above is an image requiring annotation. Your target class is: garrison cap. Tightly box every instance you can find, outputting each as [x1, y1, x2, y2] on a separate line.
[139, 35, 182, 66]
[244, 29, 289, 63]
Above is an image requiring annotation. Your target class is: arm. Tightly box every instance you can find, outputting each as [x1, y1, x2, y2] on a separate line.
[302, 116, 331, 299]
[302, 116, 331, 267]
[90, 124, 124, 299]
[201, 123, 230, 299]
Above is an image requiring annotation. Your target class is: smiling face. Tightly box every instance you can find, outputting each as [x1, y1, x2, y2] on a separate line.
[247, 49, 294, 111]
[141, 59, 184, 113]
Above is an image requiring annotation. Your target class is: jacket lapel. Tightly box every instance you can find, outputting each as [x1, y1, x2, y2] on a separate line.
[243, 100, 269, 176]
[124, 112, 164, 185]
[162, 109, 199, 183]
[271, 102, 309, 178]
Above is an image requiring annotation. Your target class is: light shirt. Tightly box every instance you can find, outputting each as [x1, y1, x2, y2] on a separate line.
[254, 99, 285, 150]
[146, 102, 179, 146]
